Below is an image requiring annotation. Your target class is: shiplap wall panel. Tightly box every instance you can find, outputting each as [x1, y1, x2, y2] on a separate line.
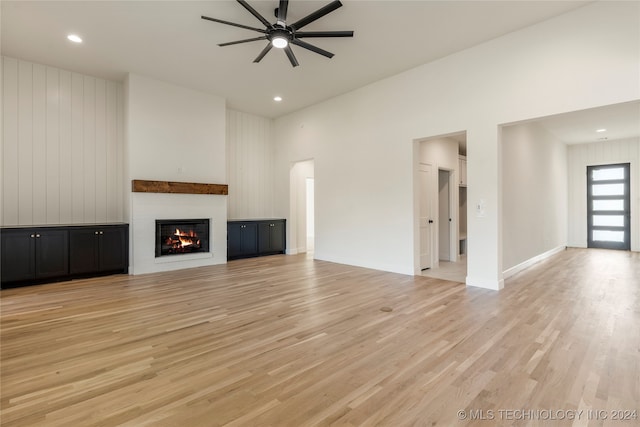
[568, 137, 640, 251]
[46, 66, 61, 224]
[106, 81, 118, 222]
[95, 79, 107, 223]
[71, 73, 85, 223]
[32, 64, 47, 225]
[226, 110, 275, 219]
[18, 60, 34, 225]
[2, 57, 19, 225]
[116, 85, 124, 221]
[59, 69, 73, 223]
[1, 57, 124, 226]
[83, 76, 96, 223]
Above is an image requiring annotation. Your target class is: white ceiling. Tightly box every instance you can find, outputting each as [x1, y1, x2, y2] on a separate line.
[536, 102, 640, 145]
[1, 0, 592, 118]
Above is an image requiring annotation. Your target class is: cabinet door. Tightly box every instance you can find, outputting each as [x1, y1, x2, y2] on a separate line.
[258, 222, 272, 253]
[227, 223, 244, 259]
[228, 222, 259, 259]
[259, 221, 285, 254]
[35, 230, 69, 279]
[69, 229, 99, 275]
[459, 158, 467, 186]
[99, 227, 128, 272]
[1, 230, 35, 282]
[241, 223, 258, 256]
[269, 221, 285, 253]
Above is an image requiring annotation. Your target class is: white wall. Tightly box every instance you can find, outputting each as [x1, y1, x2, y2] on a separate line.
[568, 137, 639, 251]
[2, 56, 124, 226]
[273, 1, 640, 289]
[501, 122, 568, 272]
[226, 110, 275, 219]
[126, 74, 227, 274]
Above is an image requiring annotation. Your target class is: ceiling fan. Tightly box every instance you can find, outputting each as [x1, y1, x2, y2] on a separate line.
[201, 0, 354, 67]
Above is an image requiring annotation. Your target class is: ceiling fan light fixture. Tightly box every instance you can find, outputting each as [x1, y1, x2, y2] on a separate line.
[270, 29, 289, 49]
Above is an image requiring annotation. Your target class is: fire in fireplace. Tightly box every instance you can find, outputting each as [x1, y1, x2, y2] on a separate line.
[156, 219, 210, 257]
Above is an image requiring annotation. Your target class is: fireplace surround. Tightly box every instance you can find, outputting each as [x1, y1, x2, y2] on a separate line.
[155, 219, 210, 257]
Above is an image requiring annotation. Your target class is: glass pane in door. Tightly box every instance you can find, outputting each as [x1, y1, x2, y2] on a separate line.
[592, 183, 624, 196]
[593, 199, 624, 211]
[592, 230, 625, 242]
[592, 215, 625, 227]
[592, 167, 625, 181]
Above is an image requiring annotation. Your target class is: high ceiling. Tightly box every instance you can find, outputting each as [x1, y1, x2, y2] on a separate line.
[1, 0, 591, 118]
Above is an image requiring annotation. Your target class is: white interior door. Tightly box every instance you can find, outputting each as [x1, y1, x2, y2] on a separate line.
[438, 169, 451, 261]
[420, 164, 433, 270]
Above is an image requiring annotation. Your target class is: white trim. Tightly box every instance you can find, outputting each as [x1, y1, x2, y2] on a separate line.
[502, 245, 566, 279]
[466, 277, 504, 291]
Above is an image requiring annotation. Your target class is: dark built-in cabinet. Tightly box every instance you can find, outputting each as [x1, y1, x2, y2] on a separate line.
[0, 229, 69, 283]
[69, 225, 129, 275]
[1, 224, 128, 287]
[228, 219, 285, 260]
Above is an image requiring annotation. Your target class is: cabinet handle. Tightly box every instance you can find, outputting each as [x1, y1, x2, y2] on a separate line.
[30, 234, 35, 238]
[36, 234, 41, 238]
[99, 231, 104, 235]
[95, 231, 99, 235]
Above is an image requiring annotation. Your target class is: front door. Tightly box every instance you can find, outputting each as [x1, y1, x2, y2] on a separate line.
[587, 163, 631, 250]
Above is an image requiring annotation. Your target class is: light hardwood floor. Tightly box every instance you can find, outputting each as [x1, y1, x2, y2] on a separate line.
[1, 249, 639, 426]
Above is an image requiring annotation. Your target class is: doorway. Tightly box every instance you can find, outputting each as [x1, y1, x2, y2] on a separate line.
[289, 160, 315, 255]
[306, 177, 315, 253]
[419, 163, 433, 270]
[587, 163, 631, 250]
[438, 169, 452, 261]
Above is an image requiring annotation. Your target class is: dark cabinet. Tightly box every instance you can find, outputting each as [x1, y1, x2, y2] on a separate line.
[228, 219, 285, 260]
[258, 221, 285, 255]
[1, 224, 128, 287]
[227, 222, 258, 259]
[1, 229, 68, 283]
[69, 225, 128, 275]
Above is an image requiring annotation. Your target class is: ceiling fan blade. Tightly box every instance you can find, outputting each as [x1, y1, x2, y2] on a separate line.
[277, 0, 289, 22]
[219, 36, 268, 47]
[201, 15, 267, 33]
[295, 30, 354, 38]
[237, 0, 272, 28]
[291, 39, 334, 58]
[253, 43, 273, 63]
[290, 0, 342, 30]
[284, 46, 299, 67]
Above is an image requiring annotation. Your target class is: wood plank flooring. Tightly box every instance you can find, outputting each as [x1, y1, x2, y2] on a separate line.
[1, 249, 639, 426]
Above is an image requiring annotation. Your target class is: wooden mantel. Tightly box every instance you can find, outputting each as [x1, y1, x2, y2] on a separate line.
[132, 180, 228, 195]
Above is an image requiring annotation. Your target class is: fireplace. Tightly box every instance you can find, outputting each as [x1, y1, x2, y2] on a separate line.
[155, 219, 210, 257]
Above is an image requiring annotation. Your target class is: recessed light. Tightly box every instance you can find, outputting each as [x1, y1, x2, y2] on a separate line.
[596, 128, 607, 133]
[67, 34, 83, 43]
[273, 96, 282, 102]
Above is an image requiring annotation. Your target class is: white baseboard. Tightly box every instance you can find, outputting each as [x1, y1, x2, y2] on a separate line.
[465, 277, 504, 291]
[503, 245, 566, 279]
